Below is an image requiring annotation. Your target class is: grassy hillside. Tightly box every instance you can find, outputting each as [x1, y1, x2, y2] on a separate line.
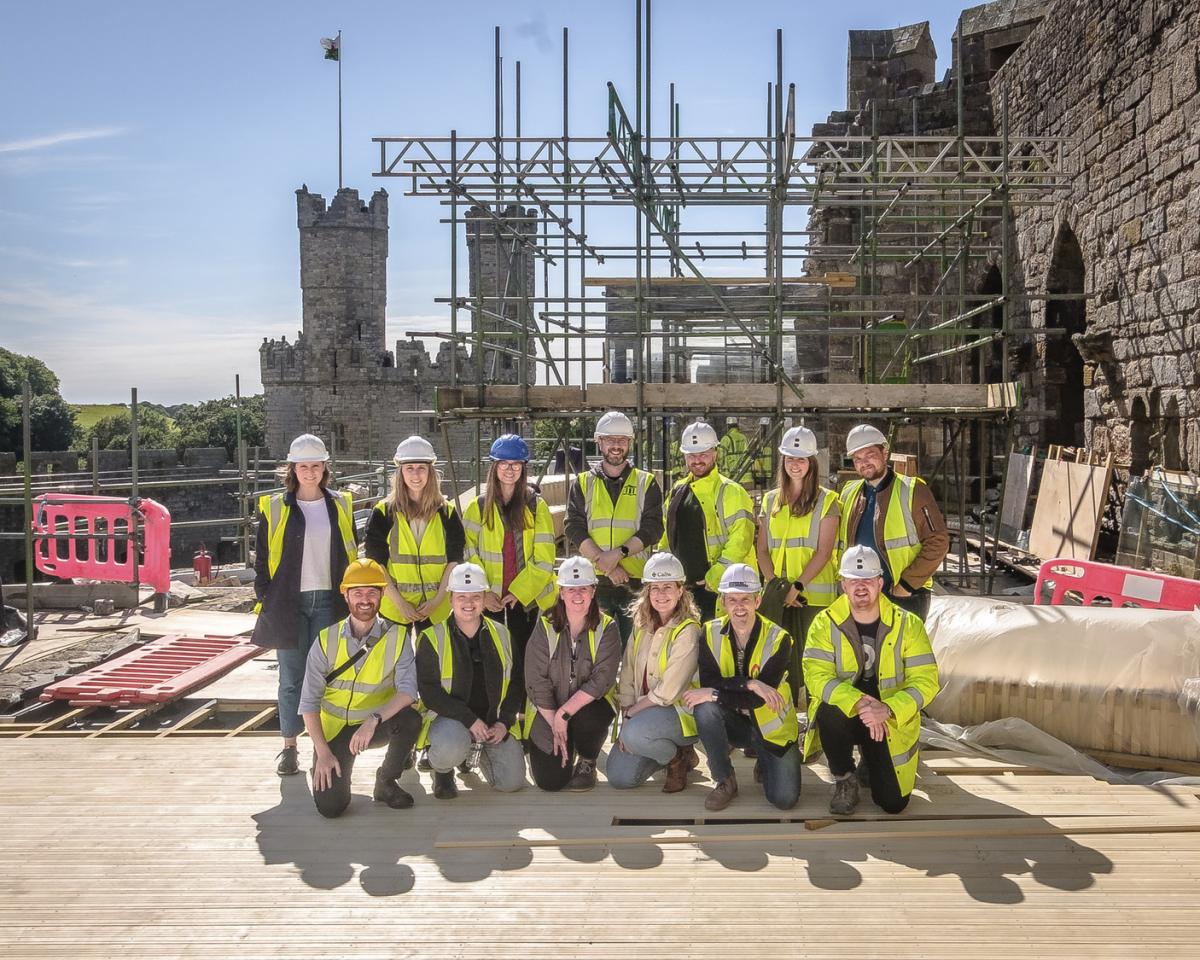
[73, 404, 127, 431]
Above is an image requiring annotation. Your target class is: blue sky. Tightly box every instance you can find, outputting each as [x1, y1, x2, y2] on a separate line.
[1, 0, 964, 404]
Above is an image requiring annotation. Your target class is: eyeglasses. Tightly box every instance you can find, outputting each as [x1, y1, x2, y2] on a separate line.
[495, 461, 524, 471]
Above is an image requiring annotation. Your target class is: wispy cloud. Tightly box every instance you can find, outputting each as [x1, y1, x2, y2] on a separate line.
[0, 246, 128, 270]
[0, 127, 128, 154]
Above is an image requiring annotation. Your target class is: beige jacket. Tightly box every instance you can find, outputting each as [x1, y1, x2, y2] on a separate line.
[617, 617, 700, 710]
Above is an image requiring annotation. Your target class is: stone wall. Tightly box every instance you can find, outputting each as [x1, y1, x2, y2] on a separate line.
[996, 0, 1200, 471]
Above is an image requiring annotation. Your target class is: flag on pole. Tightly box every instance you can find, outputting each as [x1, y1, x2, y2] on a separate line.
[321, 36, 340, 61]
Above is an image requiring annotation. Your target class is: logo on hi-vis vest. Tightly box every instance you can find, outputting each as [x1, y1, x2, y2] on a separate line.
[623, 485, 637, 496]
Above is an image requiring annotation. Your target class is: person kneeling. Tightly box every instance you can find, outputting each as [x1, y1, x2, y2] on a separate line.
[684, 564, 802, 811]
[524, 557, 622, 792]
[606, 552, 702, 793]
[802, 546, 940, 816]
[416, 563, 526, 799]
[300, 559, 423, 819]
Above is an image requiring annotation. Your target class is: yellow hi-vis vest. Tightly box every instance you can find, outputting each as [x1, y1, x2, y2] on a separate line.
[663, 470, 757, 592]
[704, 614, 798, 747]
[719, 428, 749, 480]
[256, 491, 356, 612]
[374, 501, 454, 625]
[521, 613, 618, 737]
[801, 593, 940, 797]
[316, 618, 407, 743]
[761, 486, 840, 608]
[625, 617, 701, 737]
[579, 468, 654, 578]
[463, 493, 558, 610]
[416, 617, 520, 747]
[838, 474, 931, 589]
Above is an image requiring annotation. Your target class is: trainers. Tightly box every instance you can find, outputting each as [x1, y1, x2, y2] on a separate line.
[855, 762, 871, 788]
[829, 775, 860, 816]
[416, 749, 432, 773]
[276, 745, 300, 777]
[373, 771, 415, 809]
[704, 771, 739, 812]
[433, 770, 459, 800]
[566, 758, 598, 792]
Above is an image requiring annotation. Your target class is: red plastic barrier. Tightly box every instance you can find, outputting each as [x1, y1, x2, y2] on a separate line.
[32, 494, 171, 594]
[1035, 557, 1200, 610]
[39, 634, 260, 707]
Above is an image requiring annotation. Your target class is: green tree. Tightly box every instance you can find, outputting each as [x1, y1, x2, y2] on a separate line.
[173, 394, 265, 458]
[0, 348, 78, 453]
[86, 407, 178, 451]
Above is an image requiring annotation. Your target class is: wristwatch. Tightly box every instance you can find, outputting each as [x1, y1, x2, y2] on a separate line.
[619, 544, 631, 557]
[792, 579, 806, 593]
[560, 710, 573, 721]
[370, 711, 384, 725]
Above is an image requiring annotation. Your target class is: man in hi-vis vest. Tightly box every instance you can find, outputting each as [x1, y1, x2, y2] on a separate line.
[299, 559, 423, 818]
[838, 424, 948, 622]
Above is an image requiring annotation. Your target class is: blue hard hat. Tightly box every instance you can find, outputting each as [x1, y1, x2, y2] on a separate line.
[489, 434, 531, 462]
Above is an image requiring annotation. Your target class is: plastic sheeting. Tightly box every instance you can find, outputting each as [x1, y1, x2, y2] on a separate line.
[924, 596, 1200, 763]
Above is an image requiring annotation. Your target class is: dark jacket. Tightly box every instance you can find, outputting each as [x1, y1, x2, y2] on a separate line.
[564, 463, 664, 577]
[251, 490, 355, 650]
[362, 503, 466, 568]
[697, 615, 792, 714]
[416, 617, 524, 730]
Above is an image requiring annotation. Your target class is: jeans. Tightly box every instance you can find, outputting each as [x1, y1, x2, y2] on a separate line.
[312, 707, 423, 819]
[527, 698, 615, 791]
[888, 587, 931, 623]
[426, 716, 527, 792]
[605, 704, 696, 789]
[277, 589, 337, 739]
[596, 580, 635, 648]
[693, 701, 801, 810]
[813, 677, 908, 814]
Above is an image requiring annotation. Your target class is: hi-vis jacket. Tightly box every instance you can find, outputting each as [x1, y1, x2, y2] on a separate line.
[702, 614, 798, 747]
[802, 593, 940, 796]
[463, 492, 558, 610]
[760, 486, 841, 607]
[838, 473, 948, 591]
[576, 466, 656, 578]
[664, 469, 757, 592]
[368, 501, 459, 625]
[315, 617, 409, 743]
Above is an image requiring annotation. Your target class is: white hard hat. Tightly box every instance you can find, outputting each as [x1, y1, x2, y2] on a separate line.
[846, 424, 888, 456]
[726, 416, 739, 426]
[642, 552, 686, 583]
[680, 420, 719, 454]
[717, 563, 762, 594]
[393, 435, 437, 464]
[557, 555, 599, 587]
[594, 411, 635, 440]
[287, 434, 330, 463]
[839, 545, 884, 580]
[448, 562, 490, 594]
[759, 417, 771, 426]
[779, 425, 818, 458]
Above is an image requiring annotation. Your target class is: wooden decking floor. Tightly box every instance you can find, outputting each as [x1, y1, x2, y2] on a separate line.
[3, 738, 1200, 958]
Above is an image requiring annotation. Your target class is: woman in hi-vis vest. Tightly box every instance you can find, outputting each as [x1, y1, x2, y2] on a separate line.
[251, 434, 357, 778]
[756, 425, 840, 702]
[363, 436, 465, 635]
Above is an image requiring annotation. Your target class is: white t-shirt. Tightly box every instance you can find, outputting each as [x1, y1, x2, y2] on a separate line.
[297, 497, 332, 592]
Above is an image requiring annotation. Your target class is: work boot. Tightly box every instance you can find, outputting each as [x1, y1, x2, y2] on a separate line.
[276, 745, 300, 777]
[566, 758, 598, 792]
[373, 771, 415, 810]
[682, 744, 700, 771]
[662, 747, 691, 794]
[433, 770, 459, 800]
[704, 771, 739, 812]
[743, 746, 758, 760]
[855, 761, 871, 788]
[416, 749, 432, 773]
[829, 775, 860, 816]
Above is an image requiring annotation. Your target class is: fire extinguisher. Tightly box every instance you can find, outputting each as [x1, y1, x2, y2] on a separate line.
[193, 545, 213, 584]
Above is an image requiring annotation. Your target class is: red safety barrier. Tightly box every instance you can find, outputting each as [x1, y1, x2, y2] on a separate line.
[39, 634, 260, 707]
[32, 494, 172, 594]
[1035, 557, 1200, 611]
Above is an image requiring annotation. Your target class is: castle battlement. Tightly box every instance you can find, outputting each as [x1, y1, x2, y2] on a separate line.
[296, 185, 388, 230]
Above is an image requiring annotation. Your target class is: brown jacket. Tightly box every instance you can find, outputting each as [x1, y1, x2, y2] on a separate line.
[842, 471, 949, 590]
[617, 617, 700, 711]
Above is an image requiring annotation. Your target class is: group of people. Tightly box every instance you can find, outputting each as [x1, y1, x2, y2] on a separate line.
[251, 411, 948, 820]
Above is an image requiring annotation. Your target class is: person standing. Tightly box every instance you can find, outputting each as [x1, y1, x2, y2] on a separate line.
[838, 424, 949, 621]
[802, 545, 941, 816]
[416, 563, 527, 799]
[523, 557, 622, 792]
[684, 564, 801, 811]
[252, 433, 357, 777]
[757, 425, 840, 701]
[750, 417, 774, 490]
[462, 434, 558, 659]
[718, 416, 749, 482]
[663, 420, 756, 621]
[363, 436, 464, 632]
[299, 559, 423, 818]
[606, 552, 702, 794]
[565, 410, 663, 642]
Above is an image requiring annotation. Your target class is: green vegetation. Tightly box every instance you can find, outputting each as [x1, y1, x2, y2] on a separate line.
[0, 348, 79, 453]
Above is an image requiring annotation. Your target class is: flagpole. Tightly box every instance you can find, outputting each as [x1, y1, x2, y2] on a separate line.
[337, 29, 343, 191]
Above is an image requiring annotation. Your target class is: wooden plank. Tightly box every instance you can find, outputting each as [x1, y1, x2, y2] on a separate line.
[156, 699, 218, 737]
[17, 707, 94, 739]
[582, 273, 856, 289]
[998, 449, 1037, 543]
[1029, 454, 1113, 561]
[223, 705, 277, 737]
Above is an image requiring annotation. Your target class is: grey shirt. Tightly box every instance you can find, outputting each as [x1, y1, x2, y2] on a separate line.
[298, 616, 418, 716]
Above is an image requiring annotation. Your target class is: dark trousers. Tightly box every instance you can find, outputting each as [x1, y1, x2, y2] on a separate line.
[888, 587, 930, 622]
[486, 602, 537, 658]
[694, 701, 801, 810]
[527, 698, 615, 792]
[781, 603, 822, 707]
[596, 580, 635, 647]
[813, 678, 908, 814]
[693, 586, 718, 622]
[312, 706, 422, 819]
